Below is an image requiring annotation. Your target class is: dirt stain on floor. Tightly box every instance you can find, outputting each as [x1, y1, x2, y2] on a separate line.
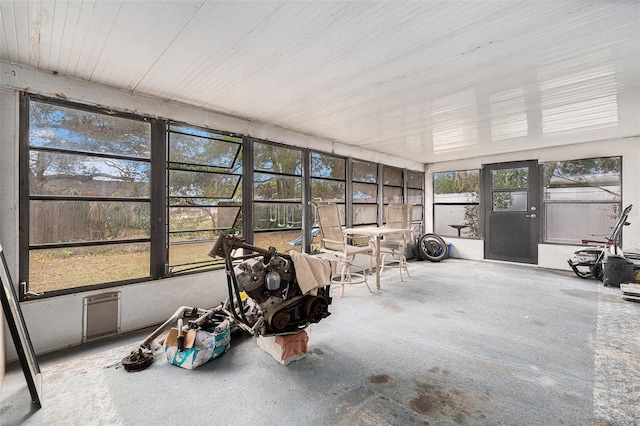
[377, 298, 405, 313]
[368, 374, 391, 384]
[408, 383, 488, 424]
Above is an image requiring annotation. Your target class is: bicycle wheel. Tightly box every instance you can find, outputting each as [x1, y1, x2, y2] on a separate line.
[418, 233, 448, 262]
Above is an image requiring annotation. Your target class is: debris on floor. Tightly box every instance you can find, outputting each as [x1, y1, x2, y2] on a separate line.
[620, 282, 640, 302]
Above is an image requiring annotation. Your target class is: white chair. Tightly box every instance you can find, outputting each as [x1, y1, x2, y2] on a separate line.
[312, 202, 374, 297]
[380, 203, 413, 281]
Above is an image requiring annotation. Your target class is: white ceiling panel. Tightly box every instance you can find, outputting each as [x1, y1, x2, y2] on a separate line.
[1, 0, 638, 164]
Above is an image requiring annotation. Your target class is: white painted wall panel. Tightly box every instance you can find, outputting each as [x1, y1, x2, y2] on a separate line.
[0, 1, 19, 63]
[0, 87, 18, 389]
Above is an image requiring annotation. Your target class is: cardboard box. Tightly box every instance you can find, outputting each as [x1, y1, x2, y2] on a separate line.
[256, 331, 308, 365]
[164, 324, 231, 370]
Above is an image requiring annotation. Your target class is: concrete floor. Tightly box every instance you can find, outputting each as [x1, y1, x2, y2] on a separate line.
[1, 258, 639, 425]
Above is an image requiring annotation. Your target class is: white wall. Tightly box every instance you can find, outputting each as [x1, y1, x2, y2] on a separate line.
[0, 86, 17, 387]
[426, 138, 640, 269]
[0, 62, 426, 362]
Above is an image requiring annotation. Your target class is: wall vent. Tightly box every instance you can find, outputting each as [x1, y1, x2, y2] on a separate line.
[82, 292, 121, 343]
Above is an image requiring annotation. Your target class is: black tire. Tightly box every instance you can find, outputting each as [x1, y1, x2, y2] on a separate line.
[592, 262, 604, 282]
[418, 233, 448, 262]
[409, 241, 424, 261]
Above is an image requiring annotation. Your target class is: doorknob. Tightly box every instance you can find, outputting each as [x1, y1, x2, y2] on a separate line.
[525, 214, 537, 218]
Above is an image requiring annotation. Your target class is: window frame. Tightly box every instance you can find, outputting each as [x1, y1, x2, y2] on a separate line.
[18, 93, 427, 300]
[166, 122, 244, 275]
[19, 94, 157, 298]
[541, 156, 622, 245]
[432, 169, 481, 239]
[252, 139, 305, 253]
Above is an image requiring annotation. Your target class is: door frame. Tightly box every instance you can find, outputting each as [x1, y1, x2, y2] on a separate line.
[482, 160, 540, 264]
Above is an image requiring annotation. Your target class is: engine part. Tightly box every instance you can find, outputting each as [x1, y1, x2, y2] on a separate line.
[211, 232, 332, 336]
[122, 348, 154, 372]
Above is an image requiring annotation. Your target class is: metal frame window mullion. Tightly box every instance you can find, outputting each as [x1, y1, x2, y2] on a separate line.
[302, 148, 311, 253]
[18, 93, 30, 299]
[345, 157, 353, 228]
[151, 119, 167, 280]
[243, 137, 254, 245]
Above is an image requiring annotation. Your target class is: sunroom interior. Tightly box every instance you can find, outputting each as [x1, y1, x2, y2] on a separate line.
[1, 1, 639, 422]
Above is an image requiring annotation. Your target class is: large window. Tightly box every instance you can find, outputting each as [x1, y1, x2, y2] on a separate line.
[24, 98, 152, 294]
[433, 170, 480, 238]
[352, 159, 378, 226]
[167, 125, 242, 273]
[543, 157, 621, 244]
[20, 95, 424, 298]
[253, 142, 303, 252]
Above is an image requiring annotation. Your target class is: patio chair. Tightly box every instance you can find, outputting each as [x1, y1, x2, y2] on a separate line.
[380, 203, 413, 281]
[312, 202, 374, 297]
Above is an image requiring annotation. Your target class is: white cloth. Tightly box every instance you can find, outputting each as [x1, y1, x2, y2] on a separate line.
[288, 251, 335, 295]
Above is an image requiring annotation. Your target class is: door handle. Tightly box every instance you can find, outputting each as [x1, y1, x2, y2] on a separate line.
[525, 214, 537, 218]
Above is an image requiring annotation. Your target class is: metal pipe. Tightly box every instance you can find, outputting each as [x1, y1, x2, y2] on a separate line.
[140, 306, 195, 348]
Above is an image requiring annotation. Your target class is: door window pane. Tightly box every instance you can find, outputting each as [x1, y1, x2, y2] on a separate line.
[492, 167, 528, 190]
[492, 191, 528, 211]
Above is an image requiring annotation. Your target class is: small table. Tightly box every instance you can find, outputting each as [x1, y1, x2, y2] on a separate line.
[448, 224, 469, 237]
[343, 226, 412, 290]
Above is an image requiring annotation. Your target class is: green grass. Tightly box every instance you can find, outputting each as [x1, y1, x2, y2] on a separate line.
[28, 230, 309, 293]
